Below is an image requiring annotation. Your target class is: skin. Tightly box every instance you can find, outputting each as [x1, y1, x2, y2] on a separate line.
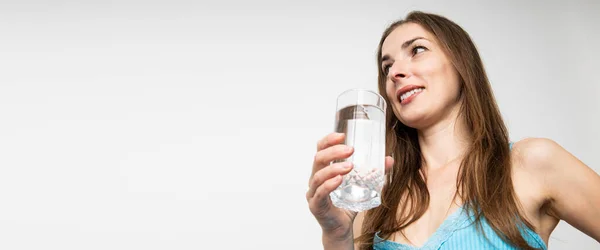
[307, 23, 600, 249]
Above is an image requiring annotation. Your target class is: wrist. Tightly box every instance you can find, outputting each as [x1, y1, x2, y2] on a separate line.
[322, 231, 354, 250]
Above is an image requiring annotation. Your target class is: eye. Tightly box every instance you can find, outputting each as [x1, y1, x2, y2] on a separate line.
[382, 64, 391, 75]
[411, 45, 427, 56]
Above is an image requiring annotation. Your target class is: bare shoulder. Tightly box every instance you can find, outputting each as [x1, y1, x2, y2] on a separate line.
[511, 137, 563, 169]
[510, 138, 558, 214]
[511, 137, 571, 197]
[509, 137, 575, 188]
[510, 138, 567, 241]
[511, 137, 600, 242]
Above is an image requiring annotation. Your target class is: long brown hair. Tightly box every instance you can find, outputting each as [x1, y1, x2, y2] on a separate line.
[355, 11, 539, 250]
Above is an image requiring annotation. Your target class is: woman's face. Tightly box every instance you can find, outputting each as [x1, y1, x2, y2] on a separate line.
[381, 23, 462, 130]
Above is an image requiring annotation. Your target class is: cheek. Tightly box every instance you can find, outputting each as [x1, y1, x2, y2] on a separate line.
[418, 59, 460, 95]
[385, 81, 395, 100]
[440, 63, 461, 95]
[385, 82, 400, 116]
[414, 57, 444, 79]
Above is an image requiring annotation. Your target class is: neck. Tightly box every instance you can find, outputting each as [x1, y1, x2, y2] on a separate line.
[417, 104, 472, 173]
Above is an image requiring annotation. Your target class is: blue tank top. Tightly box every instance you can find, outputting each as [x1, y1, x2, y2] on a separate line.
[373, 142, 547, 250]
[372, 205, 547, 249]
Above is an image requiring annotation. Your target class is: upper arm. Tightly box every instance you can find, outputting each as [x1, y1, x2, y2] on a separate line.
[353, 212, 365, 249]
[519, 138, 600, 242]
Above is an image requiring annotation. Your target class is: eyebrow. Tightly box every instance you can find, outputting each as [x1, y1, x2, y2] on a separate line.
[381, 36, 427, 62]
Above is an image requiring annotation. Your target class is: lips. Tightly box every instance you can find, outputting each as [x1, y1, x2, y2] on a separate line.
[396, 85, 425, 103]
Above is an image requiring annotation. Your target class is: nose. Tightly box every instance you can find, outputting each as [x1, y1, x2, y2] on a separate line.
[389, 62, 410, 82]
[394, 72, 407, 79]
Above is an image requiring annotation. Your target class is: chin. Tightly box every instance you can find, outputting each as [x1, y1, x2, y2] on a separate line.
[400, 120, 425, 130]
[397, 113, 428, 130]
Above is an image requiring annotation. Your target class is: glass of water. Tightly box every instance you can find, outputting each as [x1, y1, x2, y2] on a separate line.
[329, 88, 386, 212]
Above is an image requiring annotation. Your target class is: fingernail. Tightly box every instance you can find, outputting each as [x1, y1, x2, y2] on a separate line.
[342, 162, 352, 169]
[346, 146, 353, 153]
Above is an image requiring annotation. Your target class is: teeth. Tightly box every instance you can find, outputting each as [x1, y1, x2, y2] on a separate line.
[400, 88, 424, 102]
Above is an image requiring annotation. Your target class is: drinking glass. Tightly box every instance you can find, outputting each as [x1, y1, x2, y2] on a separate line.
[329, 89, 387, 212]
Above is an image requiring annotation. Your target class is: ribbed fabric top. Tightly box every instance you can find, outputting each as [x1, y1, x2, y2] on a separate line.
[373, 142, 547, 250]
[373, 205, 547, 250]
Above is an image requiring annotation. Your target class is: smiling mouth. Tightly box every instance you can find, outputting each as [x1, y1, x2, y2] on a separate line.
[399, 87, 425, 102]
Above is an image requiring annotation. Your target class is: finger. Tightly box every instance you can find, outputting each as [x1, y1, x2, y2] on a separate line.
[384, 156, 394, 174]
[309, 175, 344, 216]
[307, 161, 353, 199]
[312, 144, 354, 176]
[316, 132, 345, 151]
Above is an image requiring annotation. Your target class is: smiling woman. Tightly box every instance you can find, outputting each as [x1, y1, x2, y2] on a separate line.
[306, 11, 600, 250]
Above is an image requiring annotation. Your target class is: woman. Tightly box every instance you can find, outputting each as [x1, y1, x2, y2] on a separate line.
[306, 11, 600, 250]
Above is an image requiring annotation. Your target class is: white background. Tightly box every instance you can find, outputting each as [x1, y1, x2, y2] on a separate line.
[0, 0, 598, 249]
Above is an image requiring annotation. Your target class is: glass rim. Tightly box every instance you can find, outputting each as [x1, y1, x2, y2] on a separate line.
[337, 88, 382, 98]
[336, 88, 387, 109]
